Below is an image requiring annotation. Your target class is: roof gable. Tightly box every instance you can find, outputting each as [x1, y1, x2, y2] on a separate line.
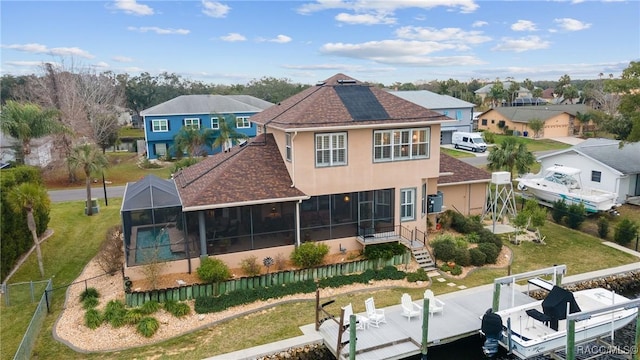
[438, 153, 491, 185]
[249, 73, 451, 130]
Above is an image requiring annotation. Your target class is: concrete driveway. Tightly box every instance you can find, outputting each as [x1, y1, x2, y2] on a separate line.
[548, 136, 585, 145]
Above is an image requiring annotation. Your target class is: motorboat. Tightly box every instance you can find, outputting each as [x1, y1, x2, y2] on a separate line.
[516, 165, 618, 213]
[493, 286, 637, 359]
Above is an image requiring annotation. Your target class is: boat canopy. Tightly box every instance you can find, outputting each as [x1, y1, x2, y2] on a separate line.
[542, 286, 582, 330]
[544, 165, 582, 176]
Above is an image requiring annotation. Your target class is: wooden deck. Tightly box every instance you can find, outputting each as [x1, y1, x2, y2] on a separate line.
[307, 284, 537, 360]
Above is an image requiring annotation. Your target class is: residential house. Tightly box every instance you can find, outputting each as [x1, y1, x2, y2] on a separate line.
[140, 95, 273, 159]
[0, 130, 55, 167]
[474, 82, 533, 105]
[389, 90, 475, 144]
[438, 154, 491, 216]
[476, 104, 590, 138]
[536, 138, 640, 205]
[122, 74, 493, 280]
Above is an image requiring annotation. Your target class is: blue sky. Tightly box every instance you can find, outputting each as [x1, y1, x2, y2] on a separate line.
[1, 0, 639, 86]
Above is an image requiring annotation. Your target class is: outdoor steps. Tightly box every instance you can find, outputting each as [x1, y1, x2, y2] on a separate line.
[412, 247, 436, 271]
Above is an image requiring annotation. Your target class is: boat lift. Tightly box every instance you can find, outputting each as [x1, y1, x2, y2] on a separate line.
[492, 264, 566, 312]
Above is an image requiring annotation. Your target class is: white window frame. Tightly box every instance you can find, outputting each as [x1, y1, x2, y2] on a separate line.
[183, 118, 200, 129]
[373, 128, 429, 162]
[400, 188, 416, 222]
[315, 132, 347, 167]
[236, 116, 250, 129]
[152, 119, 168, 132]
[211, 117, 219, 130]
[285, 133, 292, 162]
[421, 183, 427, 216]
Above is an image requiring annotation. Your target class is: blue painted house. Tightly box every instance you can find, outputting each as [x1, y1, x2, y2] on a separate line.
[140, 95, 274, 159]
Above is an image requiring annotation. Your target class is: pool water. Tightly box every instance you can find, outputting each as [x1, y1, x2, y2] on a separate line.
[135, 226, 183, 264]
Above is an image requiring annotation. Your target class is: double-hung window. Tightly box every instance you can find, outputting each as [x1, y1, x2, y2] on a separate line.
[152, 119, 168, 132]
[315, 132, 347, 167]
[236, 116, 250, 129]
[184, 118, 200, 129]
[374, 128, 429, 162]
[400, 188, 416, 221]
[211, 117, 219, 129]
[285, 133, 292, 161]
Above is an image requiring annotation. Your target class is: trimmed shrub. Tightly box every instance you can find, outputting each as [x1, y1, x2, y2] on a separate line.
[363, 242, 405, 261]
[290, 242, 329, 268]
[137, 316, 160, 337]
[453, 247, 471, 267]
[614, 218, 639, 245]
[197, 257, 231, 283]
[85, 308, 103, 330]
[450, 265, 463, 276]
[477, 228, 503, 247]
[552, 199, 567, 224]
[478, 243, 500, 264]
[406, 268, 429, 282]
[82, 296, 99, 310]
[469, 248, 487, 266]
[597, 216, 609, 239]
[431, 236, 457, 262]
[104, 300, 127, 328]
[466, 232, 480, 244]
[164, 300, 191, 317]
[565, 203, 586, 229]
[240, 256, 261, 276]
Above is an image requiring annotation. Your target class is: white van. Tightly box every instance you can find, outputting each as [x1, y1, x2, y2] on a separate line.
[452, 132, 487, 152]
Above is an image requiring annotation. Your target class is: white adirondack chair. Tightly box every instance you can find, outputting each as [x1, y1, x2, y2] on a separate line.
[401, 293, 421, 322]
[424, 289, 445, 316]
[341, 303, 367, 330]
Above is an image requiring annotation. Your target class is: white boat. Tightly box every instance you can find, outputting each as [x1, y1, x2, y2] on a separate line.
[494, 286, 638, 359]
[516, 165, 618, 213]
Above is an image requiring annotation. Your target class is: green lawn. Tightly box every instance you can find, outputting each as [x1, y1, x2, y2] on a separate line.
[2, 197, 638, 359]
[440, 148, 475, 158]
[490, 134, 572, 152]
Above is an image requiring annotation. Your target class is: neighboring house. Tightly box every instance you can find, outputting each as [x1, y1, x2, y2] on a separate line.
[389, 90, 474, 144]
[476, 104, 590, 138]
[438, 153, 491, 216]
[140, 95, 274, 159]
[0, 130, 55, 167]
[121, 74, 492, 280]
[474, 82, 533, 105]
[536, 138, 640, 205]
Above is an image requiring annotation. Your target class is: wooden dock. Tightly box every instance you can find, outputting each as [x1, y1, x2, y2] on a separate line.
[305, 284, 537, 360]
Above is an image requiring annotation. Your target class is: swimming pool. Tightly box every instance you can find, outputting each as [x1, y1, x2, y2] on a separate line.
[135, 226, 183, 264]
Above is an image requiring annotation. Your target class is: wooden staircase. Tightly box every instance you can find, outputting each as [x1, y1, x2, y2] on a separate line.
[412, 247, 436, 271]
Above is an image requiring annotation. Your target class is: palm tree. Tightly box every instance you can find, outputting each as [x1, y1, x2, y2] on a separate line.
[487, 137, 536, 176]
[0, 100, 67, 163]
[213, 115, 248, 152]
[67, 143, 109, 216]
[171, 126, 216, 158]
[487, 81, 505, 108]
[8, 183, 50, 277]
[575, 111, 592, 136]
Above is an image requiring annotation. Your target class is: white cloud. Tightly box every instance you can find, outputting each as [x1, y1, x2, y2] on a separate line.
[256, 35, 293, 43]
[112, 56, 134, 62]
[297, 0, 478, 15]
[5, 60, 49, 67]
[220, 33, 246, 42]
[554, 18, 591, 31]
[335, 12, 396, 25]
[492, 36, 551, 52]
[201, 0, 230, 18]
[395, 26, 491, 45]
[511, 20, 537, 32]
[94, 61, 110, 68]
[319, 40, 484, 66]
[127, 26, 190, 35]
[114, 0, 154, 16]
[3, 43, 94, 58]
[472, 20, 488, 28]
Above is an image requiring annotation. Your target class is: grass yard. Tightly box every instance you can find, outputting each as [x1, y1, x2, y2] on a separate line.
[1, 197, 636, 359]
[490, 134, 572, 152]
[440, 148, 475, 158]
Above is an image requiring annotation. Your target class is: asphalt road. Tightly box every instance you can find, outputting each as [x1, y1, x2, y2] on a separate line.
[49, 185, 126, 203]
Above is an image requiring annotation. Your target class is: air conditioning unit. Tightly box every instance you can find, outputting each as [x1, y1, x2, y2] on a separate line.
[491, 172, 511, 185]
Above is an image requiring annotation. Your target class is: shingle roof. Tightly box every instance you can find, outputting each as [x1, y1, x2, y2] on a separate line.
[437, 153, 491, 185]
[173, 133, 307, 210]
[389, 90, 475, 110]
[573, 139, 640, 174]
[249, 74, 452, 130]
[479, 104, 590, 123]
[140, 95, 274, 116]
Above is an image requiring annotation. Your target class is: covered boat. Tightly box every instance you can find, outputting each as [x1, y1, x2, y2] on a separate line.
[516, 165, 618, 213]
[494, 286, 637, 359]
